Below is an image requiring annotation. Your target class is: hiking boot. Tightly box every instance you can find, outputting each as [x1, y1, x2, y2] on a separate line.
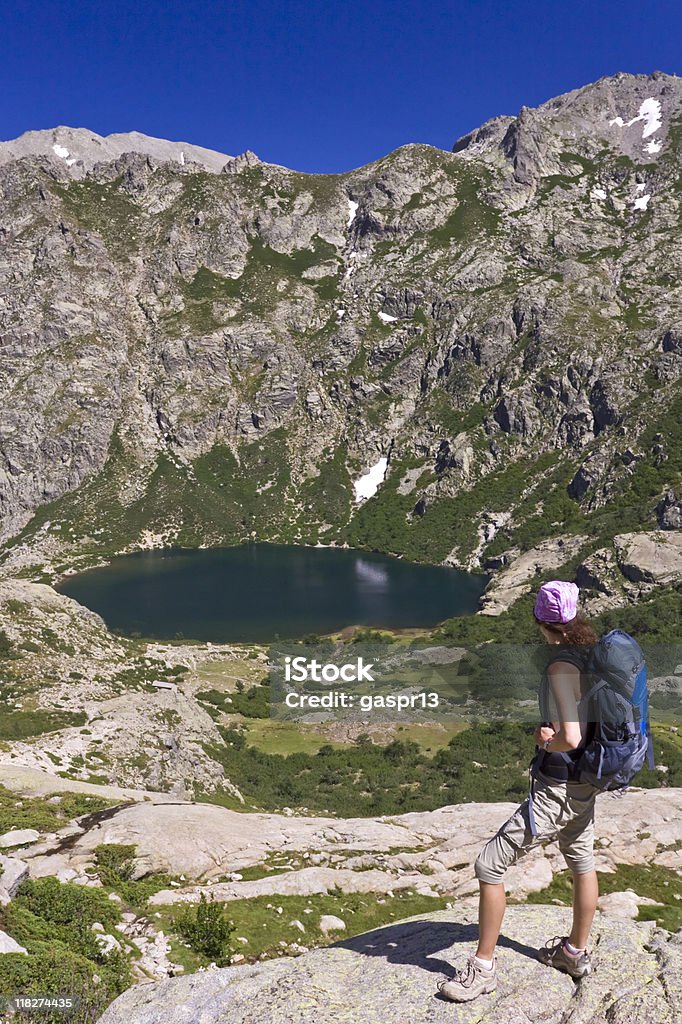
[538, 936, 592, 979]
[437, 956, 497, 1002]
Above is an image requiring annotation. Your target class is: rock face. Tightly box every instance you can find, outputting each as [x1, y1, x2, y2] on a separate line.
[614, 531, 682, 585]
[96, 905, 682, 1024]
[455, 71, 681, 177]
[479, 535, 589, 615]
[18, 788, 682, 903]
[577, 531, 682, 612]
[1, 72, 682, 580]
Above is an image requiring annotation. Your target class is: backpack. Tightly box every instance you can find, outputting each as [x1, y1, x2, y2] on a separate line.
[573, 629, 654, 790]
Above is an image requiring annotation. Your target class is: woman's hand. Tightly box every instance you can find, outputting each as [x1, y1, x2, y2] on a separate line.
[534, 724, 555, 747]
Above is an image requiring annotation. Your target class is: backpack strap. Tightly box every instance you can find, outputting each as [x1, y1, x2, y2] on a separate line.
[527, 749, 577, 836]
[645, 721, 655, 769]
[577, 677, 608, 718]
[528, 754, 540, 837]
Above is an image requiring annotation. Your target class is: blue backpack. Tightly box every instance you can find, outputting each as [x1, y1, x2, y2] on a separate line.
[574, 629, 654, 789]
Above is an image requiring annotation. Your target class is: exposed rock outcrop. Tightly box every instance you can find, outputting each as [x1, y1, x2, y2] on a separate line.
[577, 531, 682, 612]
[656, 489, 682, 530]
[0, 854, 29, 905]
[16, 788, 682, 901]
[96, 905, 682, 1024]
[614, 531, 682, 585]
[0, 126, 231, 174]
[479, 535, 588, 615]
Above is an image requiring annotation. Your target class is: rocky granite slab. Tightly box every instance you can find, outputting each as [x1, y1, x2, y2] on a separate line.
[96, 905, 682, 1024]
[14, 787, 682, 906]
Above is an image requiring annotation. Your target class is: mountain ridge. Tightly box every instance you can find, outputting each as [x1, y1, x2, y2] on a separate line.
[0, 71, 681, 616]
[0, 125, 233, 175]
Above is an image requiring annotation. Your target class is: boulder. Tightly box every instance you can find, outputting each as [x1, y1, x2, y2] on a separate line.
[95, 933, 123, 954]
[568, 449, 610, 501]
[614, 531, 682, 586]
[0, 854, 29, 903]
[319, 915, 346, 934]
[95, 906, 682, 1024]
[656, 489, 682, 530]
[0, 828, 40, 848]
[597, 890, 663, 920]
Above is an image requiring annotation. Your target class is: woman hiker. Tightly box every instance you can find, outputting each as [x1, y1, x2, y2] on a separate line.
[439, 580, 600, 1003]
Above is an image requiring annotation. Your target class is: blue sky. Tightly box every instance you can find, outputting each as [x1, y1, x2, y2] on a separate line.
[2, 0, 681, 173]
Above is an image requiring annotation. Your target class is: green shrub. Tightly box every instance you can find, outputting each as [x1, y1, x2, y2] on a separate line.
[0, 710, 87, 741]
[0, 629, 12, 658]
[95, 844, 136, 881]
[174, 894, 235, 965]
[0, 786, 113, 835]
[92, 843, 175, 908]
[0, 940, 129, 1024]
[12, 877, 119, 930]
[228, 682, 270, 719]
[2, 904, 102, 963]
[205, 721, 531, 815]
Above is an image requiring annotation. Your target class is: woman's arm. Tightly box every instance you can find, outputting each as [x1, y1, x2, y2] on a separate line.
[540, 661, 582, 753]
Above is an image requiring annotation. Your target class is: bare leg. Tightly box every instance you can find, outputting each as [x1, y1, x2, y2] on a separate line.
[568, 870, 598, 949]
[475, 881, 506, 960]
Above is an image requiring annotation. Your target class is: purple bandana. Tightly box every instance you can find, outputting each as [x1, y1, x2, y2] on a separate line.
[533, 581, 579, 624]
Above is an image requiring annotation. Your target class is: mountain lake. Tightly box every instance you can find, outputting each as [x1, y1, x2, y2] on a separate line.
[56, 544, 488, 642]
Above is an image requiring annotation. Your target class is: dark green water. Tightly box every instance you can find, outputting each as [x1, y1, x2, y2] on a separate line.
[56, 544, 487, 643]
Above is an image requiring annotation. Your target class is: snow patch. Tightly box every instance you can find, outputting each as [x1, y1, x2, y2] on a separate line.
[179, 150, 185, 166]
[591, 187, 607, 200]
[353, 457, 388, 503]
[53, 143, 76, 167]
[609, 97, 663, 140]
[645, 139, 662, 154]
[336, 309, 346, 319]
[378, 312, 398, 324]
[633, 194, 651, 211]
[347, 200, 359, 228]
[639, 98, 663, 139]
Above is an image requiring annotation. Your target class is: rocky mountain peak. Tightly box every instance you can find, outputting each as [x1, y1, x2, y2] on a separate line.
[453, 71, 682, 183]
[0, 125, 232, 176]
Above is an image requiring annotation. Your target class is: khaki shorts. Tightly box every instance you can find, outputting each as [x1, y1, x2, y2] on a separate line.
[474, 771, 598, 885]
